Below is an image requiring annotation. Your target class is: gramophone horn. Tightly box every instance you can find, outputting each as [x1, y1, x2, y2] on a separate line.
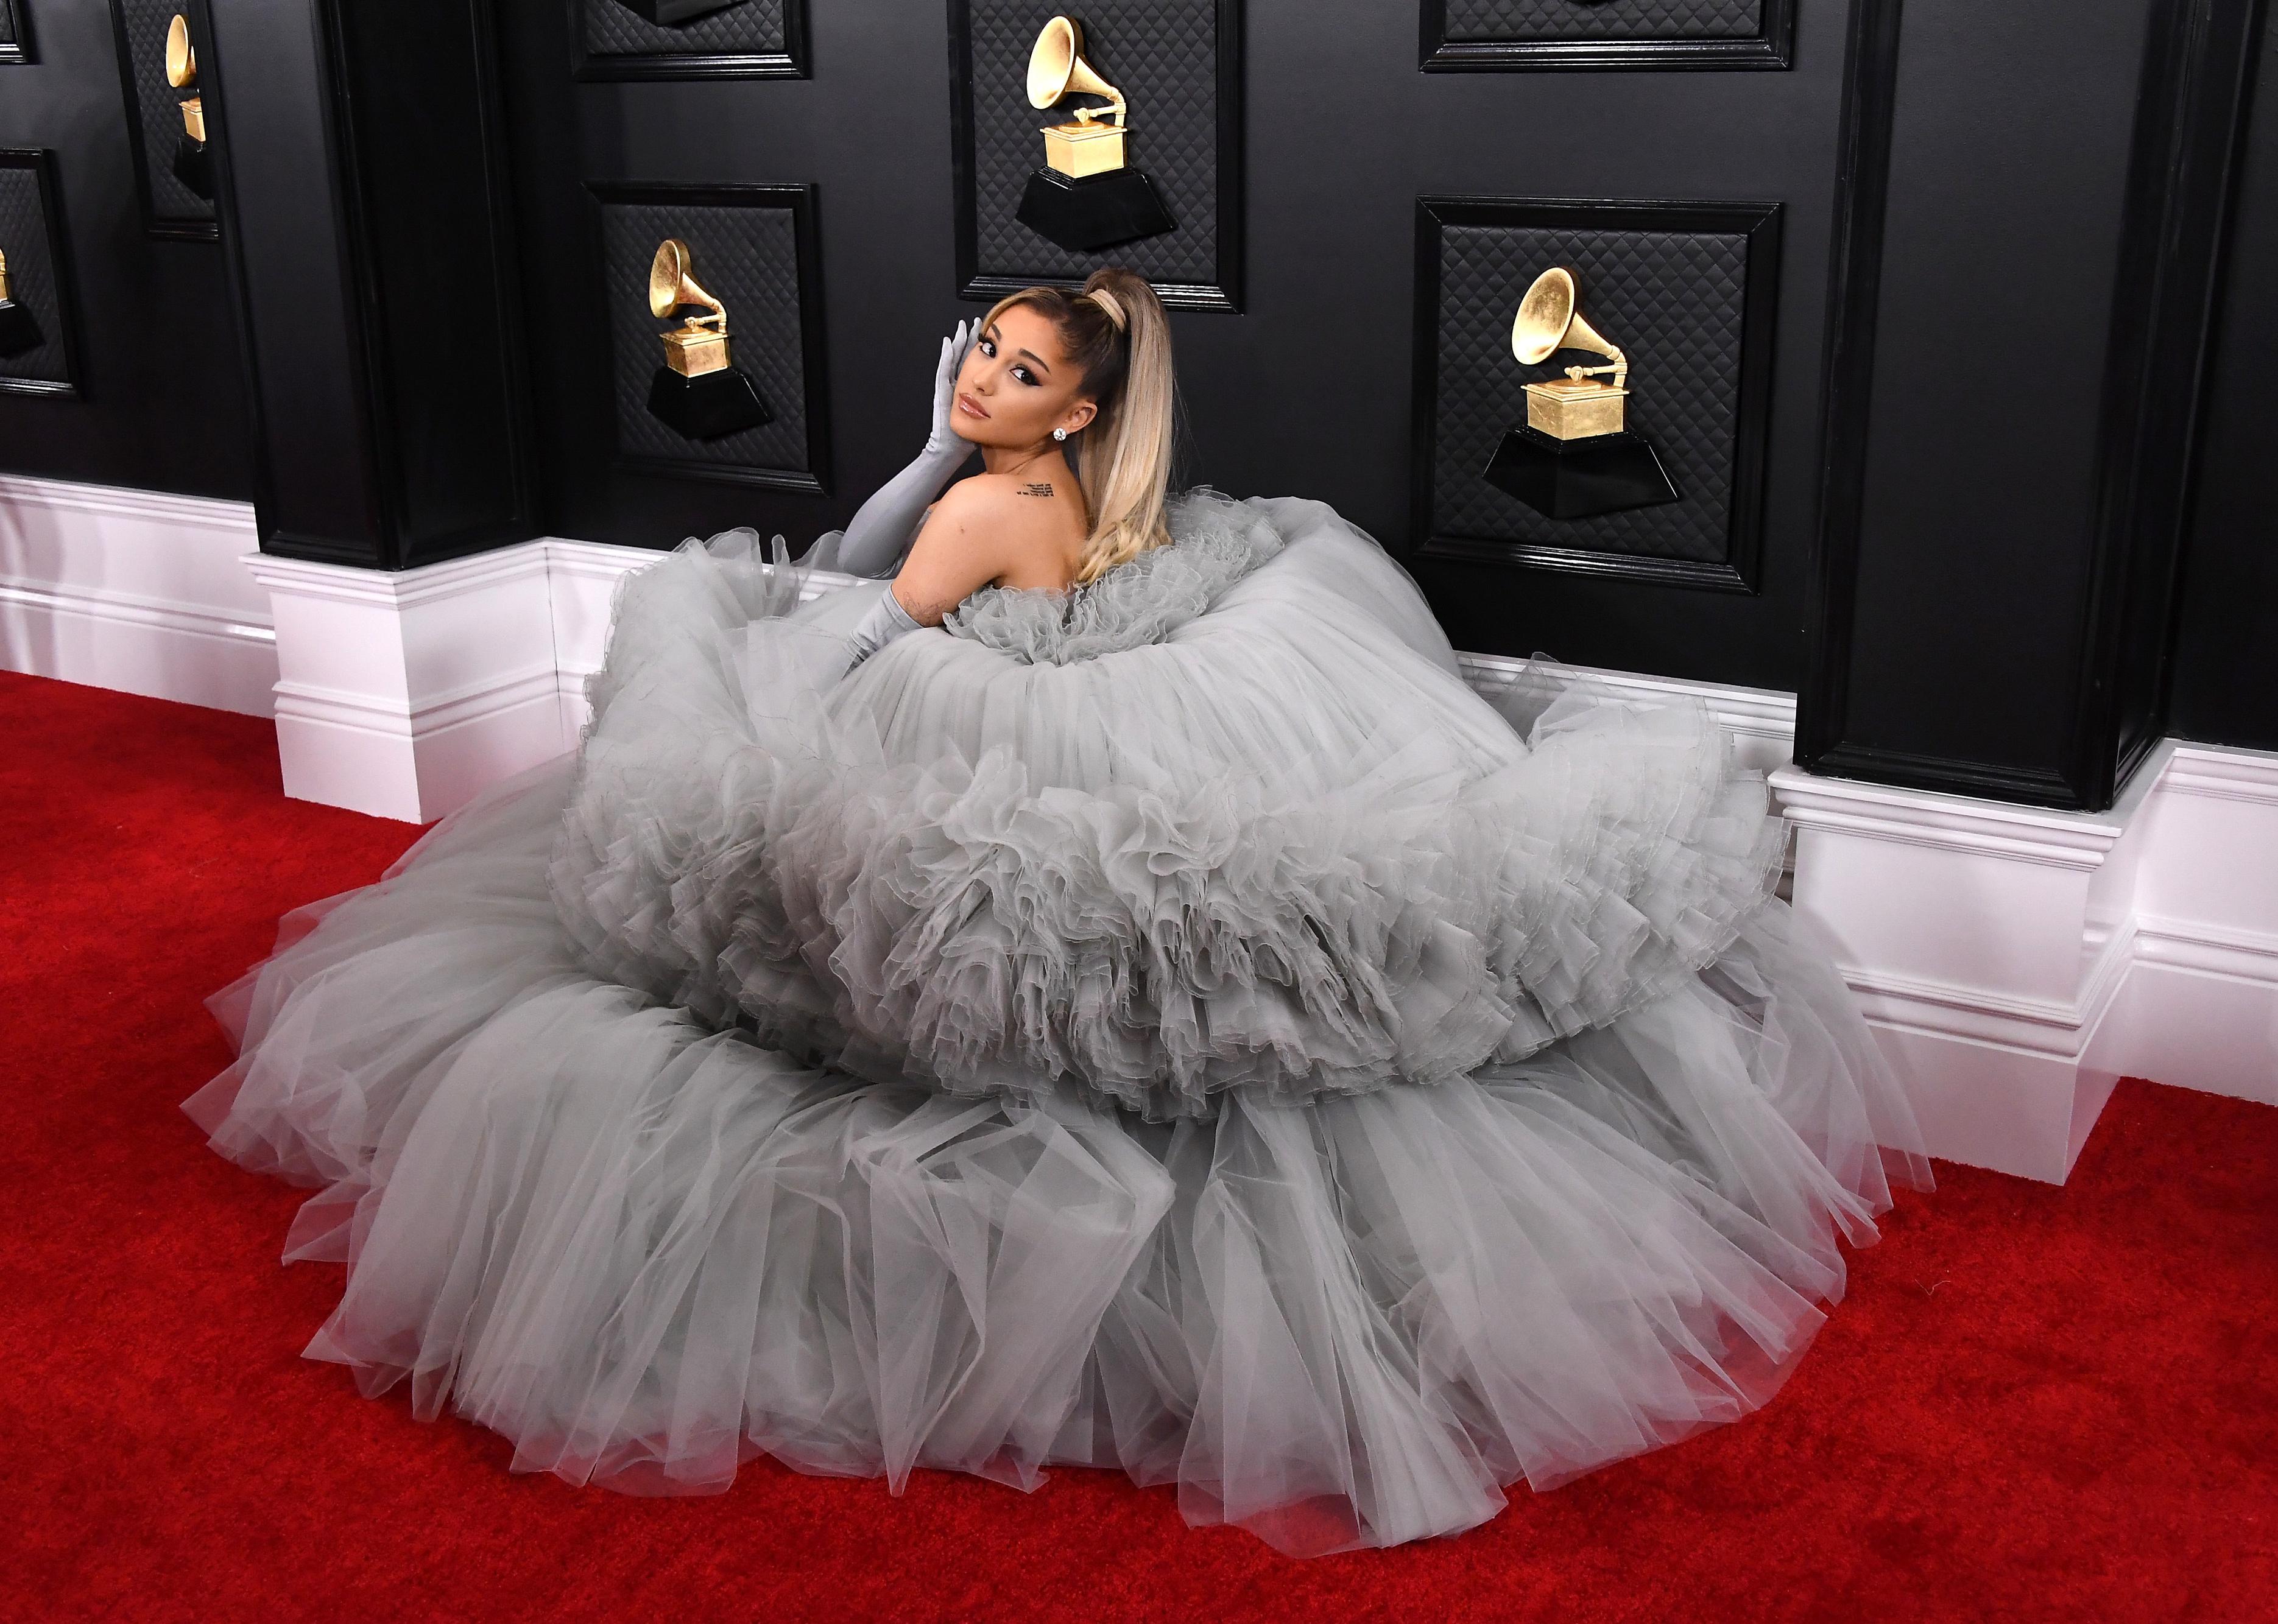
[1509, 267, 1573, 364]
[647, 239, 726, 328]
[166, 14, 197, 90]
[1027, 15, 1127, 126]
[1511, 266, 1626, 369]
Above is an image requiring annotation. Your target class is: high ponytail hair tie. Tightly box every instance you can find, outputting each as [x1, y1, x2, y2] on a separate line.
[1087, 288, 1128, 332]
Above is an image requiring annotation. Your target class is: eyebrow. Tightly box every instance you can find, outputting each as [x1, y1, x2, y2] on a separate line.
[984, 321, 1053, 374]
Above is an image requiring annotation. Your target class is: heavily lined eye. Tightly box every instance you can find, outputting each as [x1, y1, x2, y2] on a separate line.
[978, 336, 997, 357]
[1012, 365, 1038, 385]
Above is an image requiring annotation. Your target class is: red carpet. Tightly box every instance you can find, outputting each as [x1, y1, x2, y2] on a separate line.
[3, 666, 2273, 1622]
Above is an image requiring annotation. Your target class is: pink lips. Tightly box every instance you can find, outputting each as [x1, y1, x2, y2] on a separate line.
[955, 392, 990, 420]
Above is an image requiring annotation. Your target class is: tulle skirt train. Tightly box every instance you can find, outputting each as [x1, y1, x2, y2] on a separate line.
[187, 758, 1924, 1556]
[185, 490, 1930, 1555]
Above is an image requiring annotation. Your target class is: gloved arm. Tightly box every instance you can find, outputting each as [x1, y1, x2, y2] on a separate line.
[842, 582, 927, 670]
[799, 320, 979, 578]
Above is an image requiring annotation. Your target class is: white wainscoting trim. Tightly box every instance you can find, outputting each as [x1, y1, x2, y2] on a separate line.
[2163, 743, 2278, 803]
[1773, 740, 2277, 1181]
[245, 543, 563, 823]
[0, 473, 273, 714]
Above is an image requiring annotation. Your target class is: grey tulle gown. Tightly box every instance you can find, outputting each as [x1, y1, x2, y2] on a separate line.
[184, 488, 1933, 1556]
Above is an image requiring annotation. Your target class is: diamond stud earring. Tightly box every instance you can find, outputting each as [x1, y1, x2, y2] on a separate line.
[1052, 427, 1067, 441]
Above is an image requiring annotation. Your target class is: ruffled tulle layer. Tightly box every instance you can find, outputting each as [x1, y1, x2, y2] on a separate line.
[188, 750, 1925, 1556]
[185, 490, 1931, 1555]
[551, 493, 1793, 1120]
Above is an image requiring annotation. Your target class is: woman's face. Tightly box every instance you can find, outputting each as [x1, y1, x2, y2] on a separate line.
[950, 303, 1098, 449]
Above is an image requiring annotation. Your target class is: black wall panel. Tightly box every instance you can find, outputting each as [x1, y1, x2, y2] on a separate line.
[1412, 196, 1779, 591]
[1832, 0, 2152, 789]
[0, 150, 77, 395]
[203, 0, 538, 569]
[0, 0, 2253, 789]
[202, 0, 379, 553]
[1798, 0, 2269, 807]
[499, 0, 1856, 697]
[950, 0, 1240, 308]
[0, 0, 250, 497]
[593, 181, 827, 491]
[2168, 5, 2278, 753]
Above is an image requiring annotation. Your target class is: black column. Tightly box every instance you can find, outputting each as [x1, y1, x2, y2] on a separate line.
[2167, 3, 2278, 751]
[202, 0, 535, 569]
[1797, 0, 2265, 812]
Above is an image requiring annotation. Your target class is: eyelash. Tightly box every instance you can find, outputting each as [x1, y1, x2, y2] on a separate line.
[977, 335, 1039, 387]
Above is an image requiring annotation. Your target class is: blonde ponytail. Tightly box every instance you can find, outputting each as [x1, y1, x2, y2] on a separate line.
[1068, 268, 1175, 585]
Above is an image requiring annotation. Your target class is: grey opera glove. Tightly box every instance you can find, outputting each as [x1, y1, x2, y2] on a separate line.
[842, 580, 928, 670]
[797, 320, 981, 578]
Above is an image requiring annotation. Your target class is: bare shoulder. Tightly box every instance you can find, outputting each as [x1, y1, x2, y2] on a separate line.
[890, 476, 1024, 623]
[895, 471, 1087, 620]
[933, 469, 1067, 535]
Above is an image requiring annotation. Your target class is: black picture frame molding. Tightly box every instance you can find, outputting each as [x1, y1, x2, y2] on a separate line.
[0, 147, 83, 401]
[947, 0, 1244, 312]
[0, 0, 34, 66]
[587, 179, 832, 495]
[1419, 0, 1796, 72]
[1410, 193, 1783, 594]
[572, 0, 810, 82]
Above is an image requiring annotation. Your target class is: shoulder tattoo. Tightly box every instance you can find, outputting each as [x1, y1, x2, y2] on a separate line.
[1018, 481, 1054, 497]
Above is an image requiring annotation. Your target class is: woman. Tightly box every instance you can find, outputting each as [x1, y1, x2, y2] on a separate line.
[186, 267, 1932, 1558]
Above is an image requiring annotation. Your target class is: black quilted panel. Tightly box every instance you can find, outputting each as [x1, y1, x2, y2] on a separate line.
[1430, 221, 1748, 563]
[580, 0, 787, 60]
[598, 195, 813, 476]
[1443, 0, 1761, 40]
[0, 163, 70, 386]
[112, 0, 214, 227]
[964, 0, 1219, 286]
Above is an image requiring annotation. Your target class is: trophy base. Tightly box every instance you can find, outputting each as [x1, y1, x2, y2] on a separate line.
[1481, 424, 1680, 521]
[647, 365, 773, 441]
[1015, 167, 1174, 253]
[172, 136, 214, 202]
[623, 0, 746, 23]
[0, 298, 41, 360]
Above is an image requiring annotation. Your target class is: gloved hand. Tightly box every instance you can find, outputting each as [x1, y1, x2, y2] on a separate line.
[795, 320, 980, 577]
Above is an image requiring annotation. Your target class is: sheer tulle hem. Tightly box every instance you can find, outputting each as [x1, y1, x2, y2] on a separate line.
[185, 756, 1931, 1558]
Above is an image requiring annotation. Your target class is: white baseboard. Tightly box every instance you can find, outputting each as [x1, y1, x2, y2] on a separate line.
[0, 474, 273, 715]
[1773, 739, 2278, 1181]
[245, 544, 570, 823]
[7, 474, 2271, 1173]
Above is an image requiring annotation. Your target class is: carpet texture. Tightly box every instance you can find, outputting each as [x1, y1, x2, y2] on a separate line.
[2, 668, 2272, 1622]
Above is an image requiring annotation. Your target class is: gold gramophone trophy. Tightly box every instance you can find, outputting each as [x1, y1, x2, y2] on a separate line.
[643, 237, 772, 440]
[1481, 267, 1679, 520]
[1013, 16, 1173, 253]
[165, 14, 214, 202]
[0, 248, 42, 359]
